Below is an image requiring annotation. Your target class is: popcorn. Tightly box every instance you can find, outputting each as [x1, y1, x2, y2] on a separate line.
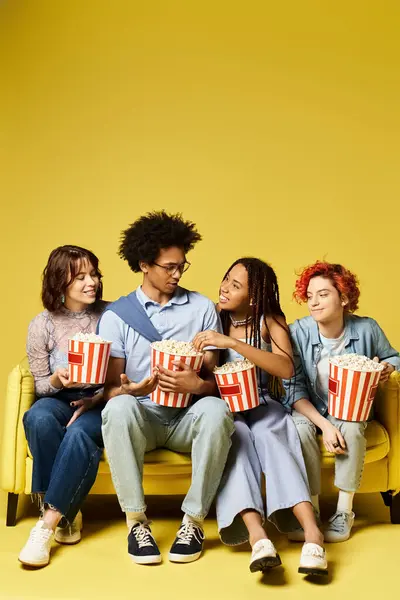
[214, 359, 259, 412]
[329, 354, 384, 373]
[150, 340, 204, 407]
[70, 332, 110, 343]
[151, 340, 202, 357]
[328, 354, 384, 422]
[214, 359, 254, 375]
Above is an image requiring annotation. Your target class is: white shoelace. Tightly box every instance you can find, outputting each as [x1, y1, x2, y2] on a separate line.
[303, 543, 324, 558]
[30, 524, 53, 547]
[175, 521, 204, 546]
[132, 524, 155, 549]
[329, 512, 351, 532]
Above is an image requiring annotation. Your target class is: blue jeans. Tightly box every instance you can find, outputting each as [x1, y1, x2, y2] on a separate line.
[23, 389, 104, 523]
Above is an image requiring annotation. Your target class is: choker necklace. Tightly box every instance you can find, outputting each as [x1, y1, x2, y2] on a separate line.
[229, 314, 252, 328]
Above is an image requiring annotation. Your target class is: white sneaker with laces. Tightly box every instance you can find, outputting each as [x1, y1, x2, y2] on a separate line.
[55, 510, 83, 544]
[324, 510, 355, 543]
[249, 538, 282, 573]
[298, 542, 328, 576]
[19, 520, 54, 567]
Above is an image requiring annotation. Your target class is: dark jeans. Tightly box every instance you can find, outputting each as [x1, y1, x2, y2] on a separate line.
[23, 389, 104, 523]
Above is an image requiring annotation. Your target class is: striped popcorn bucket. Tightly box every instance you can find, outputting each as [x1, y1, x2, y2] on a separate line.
[150, 344, 204, 408]
[215, 365, 259, 412]
[328, 360, 383, 422]
[68, 339, 112, 384]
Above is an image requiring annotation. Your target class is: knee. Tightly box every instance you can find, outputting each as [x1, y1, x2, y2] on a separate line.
[340, 422, 366, 445]
[23, 407, 58, 438]
[194, 397, 234, 436]
[102, 394, 140, 426]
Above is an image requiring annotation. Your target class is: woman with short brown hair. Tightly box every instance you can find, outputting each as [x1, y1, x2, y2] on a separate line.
[19, 245, 107, 568]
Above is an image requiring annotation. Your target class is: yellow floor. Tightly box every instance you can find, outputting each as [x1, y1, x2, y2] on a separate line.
[0, 493, 399, 600]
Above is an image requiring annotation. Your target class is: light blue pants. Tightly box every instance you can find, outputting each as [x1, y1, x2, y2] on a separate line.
[102, 395, 234, 520]
[291, 410, 368, 494]
[217, 399, 311, 545]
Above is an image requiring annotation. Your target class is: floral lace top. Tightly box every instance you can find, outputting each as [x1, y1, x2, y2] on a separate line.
[27, 301, 108, 397]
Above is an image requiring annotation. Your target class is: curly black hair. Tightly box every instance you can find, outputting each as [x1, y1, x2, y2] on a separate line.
[118, 211, 202, 272]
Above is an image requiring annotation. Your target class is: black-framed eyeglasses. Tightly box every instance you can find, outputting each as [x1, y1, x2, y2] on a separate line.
[152, 261, 191, 276]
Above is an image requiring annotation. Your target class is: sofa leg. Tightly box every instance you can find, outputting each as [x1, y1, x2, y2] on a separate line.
[390, 492, 400, 524]
[6, 493, 18, 526]
[381, 491, 392, 507]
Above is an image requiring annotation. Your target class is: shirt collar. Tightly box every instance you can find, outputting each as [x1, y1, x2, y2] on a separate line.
[310, 314, 359, 345]
[135, 285, 189, 308]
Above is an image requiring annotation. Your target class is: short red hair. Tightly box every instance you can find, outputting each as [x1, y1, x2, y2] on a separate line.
[294, 261, 360, 313]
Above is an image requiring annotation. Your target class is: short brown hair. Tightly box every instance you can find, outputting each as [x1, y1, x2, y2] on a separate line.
[41, 245, 103, 312]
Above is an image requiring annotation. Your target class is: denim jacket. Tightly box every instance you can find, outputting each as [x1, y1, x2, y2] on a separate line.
[282, 314, 400, 415]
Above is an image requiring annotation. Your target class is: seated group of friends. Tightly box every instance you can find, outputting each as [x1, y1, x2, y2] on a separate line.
[18, 211, 400, 578]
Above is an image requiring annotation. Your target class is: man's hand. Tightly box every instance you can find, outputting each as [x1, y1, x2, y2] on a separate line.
[321, 420, 346, 454]
[119, 373, 158, 397]
[156, 361, 202, 395]
[373, 356, 395, 383]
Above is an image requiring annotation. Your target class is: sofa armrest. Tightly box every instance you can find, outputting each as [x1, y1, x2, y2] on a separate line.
[374, 371, 400, 492]
[0, 357, 35, 493]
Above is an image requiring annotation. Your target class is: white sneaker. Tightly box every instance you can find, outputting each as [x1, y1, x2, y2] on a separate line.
[324, 510, 355, 543]
[55, 510, 83, 544]
[298, 542, 328, 576]
[249, 539, 282, 573]
[19, 520, 54, 567]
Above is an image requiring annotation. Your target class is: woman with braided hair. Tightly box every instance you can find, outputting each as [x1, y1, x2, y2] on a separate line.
[193, 258, 328, 577]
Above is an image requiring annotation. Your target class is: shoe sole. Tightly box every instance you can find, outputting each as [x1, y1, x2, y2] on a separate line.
[18, 557, 49, 567]
[298, 566, 328, 576]
[168, 551, 202, 563]
[250, 554, 282, 573]
[129, 553, 162, 565]
[54, 534, 81, 545]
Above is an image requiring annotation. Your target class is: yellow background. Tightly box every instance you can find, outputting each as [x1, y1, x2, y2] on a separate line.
[0, 0, 399, 517]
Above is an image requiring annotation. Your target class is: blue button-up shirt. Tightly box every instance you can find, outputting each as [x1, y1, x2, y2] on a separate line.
[98, 286, 221, 397]
[282, 314, 400, 415]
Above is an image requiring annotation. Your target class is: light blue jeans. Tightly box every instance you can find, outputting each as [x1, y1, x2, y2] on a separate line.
[291, 410, 368, 494]
[101, 395, 234, 519]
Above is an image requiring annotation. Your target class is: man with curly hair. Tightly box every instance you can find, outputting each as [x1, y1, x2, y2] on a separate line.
[98, 211, 234, 565]
[282, 261, 400, 543]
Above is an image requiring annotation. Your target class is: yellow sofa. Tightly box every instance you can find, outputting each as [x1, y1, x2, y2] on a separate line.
[2, 357, 400, 526]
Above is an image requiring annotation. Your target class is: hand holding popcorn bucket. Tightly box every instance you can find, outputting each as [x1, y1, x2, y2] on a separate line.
[214, 359, 260, 412]
[68, 333, 112, 384]
[150, 340, 204, 408]
[328, 354, 384, 422]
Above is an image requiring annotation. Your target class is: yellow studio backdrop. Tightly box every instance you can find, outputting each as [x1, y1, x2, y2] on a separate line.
[0, 0, 399, 517]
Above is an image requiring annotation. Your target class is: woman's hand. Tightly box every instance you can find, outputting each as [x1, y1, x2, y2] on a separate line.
[119, 372, 158, 397]
[192, 330, 233, 352]
[321, 420, 346, 454]
[373, 356, 395, 383]
[51, 368, 84, 389]
[66, 394, 104, 427]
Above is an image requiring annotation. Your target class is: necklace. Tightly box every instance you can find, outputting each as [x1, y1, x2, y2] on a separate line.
[229, 313, 252, 328]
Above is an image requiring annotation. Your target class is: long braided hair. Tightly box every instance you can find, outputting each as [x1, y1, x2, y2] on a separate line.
[220, 257, 293, 400]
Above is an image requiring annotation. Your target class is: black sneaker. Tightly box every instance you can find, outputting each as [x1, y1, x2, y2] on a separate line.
[128, 522, 161, 565]
[168, 520, 205, 563]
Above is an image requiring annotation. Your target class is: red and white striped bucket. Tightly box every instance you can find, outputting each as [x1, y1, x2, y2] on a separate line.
[68, 339, 112, 384]
[328, 360, 383, 422]
[150, 344, 204, 408]
[215, 365, 259, 412]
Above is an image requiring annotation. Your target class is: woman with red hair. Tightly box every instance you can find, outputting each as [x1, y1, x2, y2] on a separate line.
[282, 261, 400, 543]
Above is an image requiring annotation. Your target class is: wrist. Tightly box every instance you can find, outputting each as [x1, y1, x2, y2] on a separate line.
[50, 373, 63, 389]
[229, 337, 239, 351]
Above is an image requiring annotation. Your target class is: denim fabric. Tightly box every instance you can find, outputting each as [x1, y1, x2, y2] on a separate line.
[23, 389, 104, 522]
